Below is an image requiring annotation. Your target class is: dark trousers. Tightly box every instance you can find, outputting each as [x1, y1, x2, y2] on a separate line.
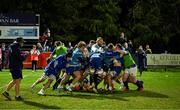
[32, 60, 38, 71]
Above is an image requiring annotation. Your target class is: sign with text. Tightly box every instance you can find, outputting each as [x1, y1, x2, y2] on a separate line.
[0, 13, 40, 39]
[147, 54, 180, 66]
[0, 13, 39, 26]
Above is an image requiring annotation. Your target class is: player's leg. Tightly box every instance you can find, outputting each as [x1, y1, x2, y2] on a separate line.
[31, 73, 47, 89]
[14, 78, 22, 98]
[38, 79, 53, 95]
[122, 70, 130, 92]
[2, 69, 22, 100]
[127, 67, 144, 91]
[57, 73, 70, 91]
[2, 80, 16, 100]
[127, 75, 144, 91]
[113, 66, 123, 89]
[5, 80, 16, 92]
[106, 72, 113, 91]
[93, 69, 104, 91]
[52, 71, 62, 90]
[43, 79, 53, 90]
[70, 71, 81, 88]
[79, 69, 89, 83]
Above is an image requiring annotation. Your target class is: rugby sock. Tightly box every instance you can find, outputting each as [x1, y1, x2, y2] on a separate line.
[135, 80, 143, 88]
[123, 81, 129, 89]
[53, 78, 62, 89]
[94, 75, 102, 89]
[90, 75, 93, 85]
[93, 74, 98, 89]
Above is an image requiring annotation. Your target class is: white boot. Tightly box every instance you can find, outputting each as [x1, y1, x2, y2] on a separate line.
[38, 89, 45, 96]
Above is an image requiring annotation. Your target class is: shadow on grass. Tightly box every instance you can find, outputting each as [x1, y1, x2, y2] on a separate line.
[113, 90, 169, 98]
[23, 100, 61, 109]
[45, 90, 168, 101]
[46, 92, 129, 101]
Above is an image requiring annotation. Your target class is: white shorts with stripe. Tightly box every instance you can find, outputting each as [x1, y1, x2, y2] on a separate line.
[125, 66, 137, 76]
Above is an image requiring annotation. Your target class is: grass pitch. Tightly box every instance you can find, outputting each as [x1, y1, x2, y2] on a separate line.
[0, 69, 180, 109]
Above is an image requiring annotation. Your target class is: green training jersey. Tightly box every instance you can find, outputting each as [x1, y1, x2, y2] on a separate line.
[53, 46, 67, 59]
[123, 52, 136, 68]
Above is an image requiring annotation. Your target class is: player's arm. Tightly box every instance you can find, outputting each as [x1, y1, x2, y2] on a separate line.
[117, 50, 128, 56]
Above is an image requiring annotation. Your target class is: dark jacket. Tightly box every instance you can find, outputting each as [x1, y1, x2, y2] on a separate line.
[8, 42, 26, 70]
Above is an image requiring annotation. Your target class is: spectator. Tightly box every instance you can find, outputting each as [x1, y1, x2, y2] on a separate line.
[30, 45, 40, 72]
[2, 37, 28, 101]
[145, 44, 152, 70]
[128, 40, 134, 54]
[37, 43, 43, 53]
[43, 28, 53, 52]
[124, 42, 134, 54]
[145, 44, 152, 54]
[118, 32, 127, 45]
[38, 35, 47, 46]
[137, 45, 146, 76]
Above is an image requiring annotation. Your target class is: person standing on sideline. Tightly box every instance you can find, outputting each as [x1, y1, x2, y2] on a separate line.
[137, 45, 146, 76]
[30, 45, 40, 72]
[145, 44, 152, 70]
[145, 44, 152, 54]
[118, 32, 127, 45]
[2, 37, 28, 101]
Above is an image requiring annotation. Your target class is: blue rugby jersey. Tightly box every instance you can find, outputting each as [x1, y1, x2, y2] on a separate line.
[69, 48, 85, 66]
[90, 44, 104, 69]
[114, 51, 124, 65]
[103, 50, 117, 67]
[44, 54, 68, 76]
